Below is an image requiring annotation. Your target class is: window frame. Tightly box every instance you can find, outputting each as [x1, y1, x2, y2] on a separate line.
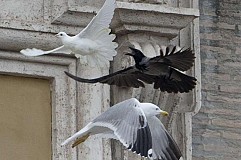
[0, 51, 78, 160]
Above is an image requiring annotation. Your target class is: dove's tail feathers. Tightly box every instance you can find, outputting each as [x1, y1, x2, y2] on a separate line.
[78, 28, 118, 68]
[95, 28, 118, 55]
[87, 28, 118, 67]
[61, 123, 92, 147]
[95, 29, 117, 47]
[77, 50, 111, 68]
[82, 54, 109, 68]
[20, 48, 47, 56]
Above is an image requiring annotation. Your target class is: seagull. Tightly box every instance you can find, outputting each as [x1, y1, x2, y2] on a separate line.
[20, 0, 118, 67]
[64, 45, 197, 93]
[61, 98, 182, 160]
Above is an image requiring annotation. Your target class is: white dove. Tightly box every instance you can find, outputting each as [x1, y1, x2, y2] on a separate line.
[20, 0, 118, 68]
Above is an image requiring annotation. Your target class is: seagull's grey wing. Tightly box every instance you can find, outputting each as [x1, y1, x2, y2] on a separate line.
[150, 46, 195, 71]
[20, 45, 72, 57]
[76, 0, 116, 39]
[148, 116, 182, 160]
[92, 98, 153, 158]
[65, 66, 157, 88]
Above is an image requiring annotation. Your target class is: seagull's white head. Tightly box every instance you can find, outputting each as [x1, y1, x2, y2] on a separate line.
[56, 32, 68, 39]
[140, 103, 169, 117]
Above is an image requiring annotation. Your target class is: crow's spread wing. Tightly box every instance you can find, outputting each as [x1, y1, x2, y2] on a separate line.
[153, 67, 197, 93]
[65, 67, 157, 88]
[150, 46, 195, 71]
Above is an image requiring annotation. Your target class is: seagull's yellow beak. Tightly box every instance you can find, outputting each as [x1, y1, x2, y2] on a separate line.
[160, 110, 169, 116]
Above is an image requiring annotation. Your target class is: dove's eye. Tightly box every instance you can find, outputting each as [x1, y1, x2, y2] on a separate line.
[60, 33, 63, 36]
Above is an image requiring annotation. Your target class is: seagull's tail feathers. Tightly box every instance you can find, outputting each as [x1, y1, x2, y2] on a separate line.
[61, 123, 92, 147]
[154, 69, 197, 93]
[20, 48, 47, 56]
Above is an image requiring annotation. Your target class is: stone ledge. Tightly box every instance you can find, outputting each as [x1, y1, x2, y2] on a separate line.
[0, 1, 199, 52]
[53, 2, 199, 38]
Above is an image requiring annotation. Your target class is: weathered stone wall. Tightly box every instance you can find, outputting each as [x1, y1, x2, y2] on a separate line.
[0, 0, 200, 159]
[192, 0, 241, 159]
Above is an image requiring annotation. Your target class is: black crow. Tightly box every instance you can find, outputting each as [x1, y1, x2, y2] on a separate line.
[65, 46, 197, 93]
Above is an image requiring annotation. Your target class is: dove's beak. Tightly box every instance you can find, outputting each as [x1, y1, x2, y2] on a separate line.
[55, 34, 59, 37]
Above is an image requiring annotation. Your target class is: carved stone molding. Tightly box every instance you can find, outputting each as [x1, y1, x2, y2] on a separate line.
[109, 2, 200, 159]
[112, 2, 199, 38]
[52, 1, 199, 39]
[0, 0, 198, 52]
[124, 0, 168, 4]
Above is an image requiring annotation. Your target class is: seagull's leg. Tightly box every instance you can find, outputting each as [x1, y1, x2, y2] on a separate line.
[72, 134, 90, 148]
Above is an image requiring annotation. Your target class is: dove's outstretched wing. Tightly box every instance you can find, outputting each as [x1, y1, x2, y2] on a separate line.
[75, 0, 118, 67]
[20, 46, 71, 57]
[77, 0, 116, 39]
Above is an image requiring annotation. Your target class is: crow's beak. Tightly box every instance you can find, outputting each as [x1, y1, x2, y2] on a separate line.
[129, 47, 136, 51]
[124, 47, 137, 56]
[125, 53, 134, 56]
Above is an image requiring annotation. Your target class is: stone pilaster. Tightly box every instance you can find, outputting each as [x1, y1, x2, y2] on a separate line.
[110, 2, 200, 160]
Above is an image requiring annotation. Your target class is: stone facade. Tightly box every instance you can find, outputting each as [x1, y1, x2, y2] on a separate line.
[192, 0, 241, 159]
[0, 0, 200, 160]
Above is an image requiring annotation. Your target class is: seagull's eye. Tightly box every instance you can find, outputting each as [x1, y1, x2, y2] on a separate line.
[156, 108, 159, 110]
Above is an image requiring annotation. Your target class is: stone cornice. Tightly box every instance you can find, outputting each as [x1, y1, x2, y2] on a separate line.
[113, 2, 199, 38]
[0, 1, 199, 51]
[52, 2, 199, 38]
